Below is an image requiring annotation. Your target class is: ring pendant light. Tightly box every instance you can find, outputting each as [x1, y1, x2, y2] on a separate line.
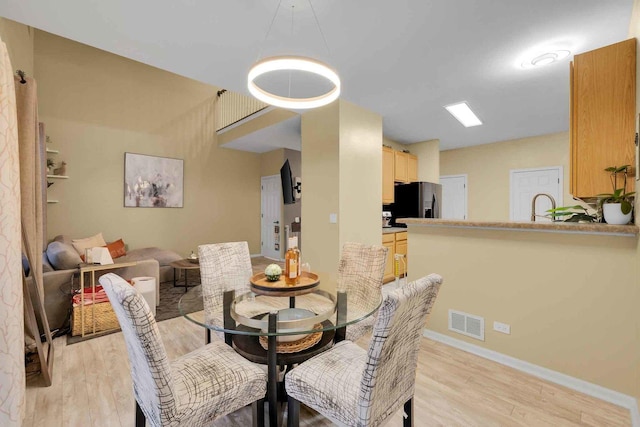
[248, 0, 340, 109]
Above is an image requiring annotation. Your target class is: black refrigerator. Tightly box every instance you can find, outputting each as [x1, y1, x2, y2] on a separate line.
[390, 182, 442, 226]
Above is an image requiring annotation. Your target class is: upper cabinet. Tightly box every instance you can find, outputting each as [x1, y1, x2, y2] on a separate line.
[570, 38, 636, 199]
[383, 146, 419, 203]
[394, 151, 408, 182]
[383, 147, 395, 204]
[394, 151, 418, 183]
[407, 153, 418, 182]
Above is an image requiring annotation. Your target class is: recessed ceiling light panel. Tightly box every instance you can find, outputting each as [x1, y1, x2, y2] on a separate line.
[445, 102, 483, 127]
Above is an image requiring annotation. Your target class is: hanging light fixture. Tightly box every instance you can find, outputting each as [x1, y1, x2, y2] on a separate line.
[248, 0, 340, 109]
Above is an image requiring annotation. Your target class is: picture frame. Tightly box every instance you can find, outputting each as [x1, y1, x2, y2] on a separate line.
[124, 152, 184, 208]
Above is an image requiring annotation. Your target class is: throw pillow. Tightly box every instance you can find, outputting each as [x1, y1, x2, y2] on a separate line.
[46, 241, 83, 270]
[104, 239, 127, 259]
[71, 232, 107, 256]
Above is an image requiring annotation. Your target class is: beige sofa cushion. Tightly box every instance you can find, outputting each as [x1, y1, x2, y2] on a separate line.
[71, 232, 107, 255]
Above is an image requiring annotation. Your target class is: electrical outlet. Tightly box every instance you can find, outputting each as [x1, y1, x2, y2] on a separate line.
[493, 321, 511, 334]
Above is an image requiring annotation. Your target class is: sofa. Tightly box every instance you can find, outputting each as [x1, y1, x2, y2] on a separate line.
[43, 234, 182, 331]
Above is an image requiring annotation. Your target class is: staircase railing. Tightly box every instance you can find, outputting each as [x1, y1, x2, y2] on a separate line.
[215, 89, 269, 132]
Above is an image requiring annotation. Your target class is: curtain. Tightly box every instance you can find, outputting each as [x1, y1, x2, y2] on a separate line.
[15, 73, 43, 302]
[0, 39, 25, 426]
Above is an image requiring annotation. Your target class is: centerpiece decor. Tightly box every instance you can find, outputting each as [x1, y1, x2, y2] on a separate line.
[598, 165, 635, 225]
[265, 264, 282, 282]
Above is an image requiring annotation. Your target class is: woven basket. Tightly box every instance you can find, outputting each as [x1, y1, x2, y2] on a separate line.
[71, 301, 120, 336]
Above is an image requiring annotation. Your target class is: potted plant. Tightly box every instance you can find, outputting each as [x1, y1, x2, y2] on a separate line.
[545, 205, 598, 223]
[598, 165, 635, 225]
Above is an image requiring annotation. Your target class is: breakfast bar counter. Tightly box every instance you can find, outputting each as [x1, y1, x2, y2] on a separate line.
[397, 216, 640, 399]
[397, 218, 639, 236]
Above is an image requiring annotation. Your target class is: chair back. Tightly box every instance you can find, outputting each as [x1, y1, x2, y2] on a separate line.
[357, 273, 443, 425]
[99, 273, 177, 426]
[337, 242, 387, 308]
[198, 242, 253, 324]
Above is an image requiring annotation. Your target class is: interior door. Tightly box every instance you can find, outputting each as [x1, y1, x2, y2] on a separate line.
[510, 167, 563, 222]
[261, 175, 282, 260]
[440, 175, 467, 220]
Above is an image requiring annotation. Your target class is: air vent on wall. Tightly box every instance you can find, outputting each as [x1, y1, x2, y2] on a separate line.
[448, 309, 484, 341]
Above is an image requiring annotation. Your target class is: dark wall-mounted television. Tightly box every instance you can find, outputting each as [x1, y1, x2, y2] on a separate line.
[280, 159, 296, 205]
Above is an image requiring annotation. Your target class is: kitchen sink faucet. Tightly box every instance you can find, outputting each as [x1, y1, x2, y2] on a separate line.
[530, 193, 556, 221]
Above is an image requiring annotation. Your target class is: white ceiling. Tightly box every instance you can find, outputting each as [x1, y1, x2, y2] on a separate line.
[0, 0, 633, 150]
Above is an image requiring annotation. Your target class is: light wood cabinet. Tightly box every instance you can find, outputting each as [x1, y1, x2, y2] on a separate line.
[382, 147, 395, 203]
[570, 38, 636, 198]
[394, 151, 408, 182]
[395, 234, 407, 276]
[407, 154, 418, 182]
[382, 231, 408, 283]
[382, 243, 394, 283]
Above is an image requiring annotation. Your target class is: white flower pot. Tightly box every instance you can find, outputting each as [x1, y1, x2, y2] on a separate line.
[602, 203, 632, 225]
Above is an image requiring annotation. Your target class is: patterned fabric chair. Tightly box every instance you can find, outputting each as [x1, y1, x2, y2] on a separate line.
[285, 273, 443, 427]
[99, 273, 267, 427]
[337, 242, 388, 341]
[198, 241, 254, 342]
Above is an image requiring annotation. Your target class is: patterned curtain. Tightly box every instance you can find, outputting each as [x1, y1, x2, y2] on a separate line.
[0, 39, 25, 426]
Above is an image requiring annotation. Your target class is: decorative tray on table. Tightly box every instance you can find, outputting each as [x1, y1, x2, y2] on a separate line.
[250, 271, 320, 295]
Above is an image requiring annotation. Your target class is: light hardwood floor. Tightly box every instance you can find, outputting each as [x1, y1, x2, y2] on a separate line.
[24, 316, 631, 426]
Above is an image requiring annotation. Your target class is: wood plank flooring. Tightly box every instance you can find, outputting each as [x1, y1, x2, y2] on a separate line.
[24, 316, 631, 426]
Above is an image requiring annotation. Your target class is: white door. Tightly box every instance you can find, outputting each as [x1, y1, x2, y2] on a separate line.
[510, 167, 562, 222]
[261, 175, 282, 260]
[440, 175, 467, 220]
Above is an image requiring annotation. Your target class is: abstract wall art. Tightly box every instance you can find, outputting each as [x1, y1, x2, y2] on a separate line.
[124, 152, 184, 208]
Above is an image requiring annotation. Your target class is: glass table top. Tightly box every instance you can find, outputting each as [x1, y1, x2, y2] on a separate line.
[178, 285, 382, 338]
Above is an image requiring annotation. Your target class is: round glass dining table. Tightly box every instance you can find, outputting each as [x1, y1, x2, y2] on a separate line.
[178, 282, 382, 427]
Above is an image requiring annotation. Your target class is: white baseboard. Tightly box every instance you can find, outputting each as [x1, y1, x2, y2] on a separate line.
[422, 329, 640, 427]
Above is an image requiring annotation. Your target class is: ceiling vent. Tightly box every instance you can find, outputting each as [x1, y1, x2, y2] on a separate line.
[448, 309, 484, 341]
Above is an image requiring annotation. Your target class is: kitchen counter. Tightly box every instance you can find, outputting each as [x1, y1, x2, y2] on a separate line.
[396, 218, 639, 237]
[382, 227, 407, 234]
[401, 216, 639, 397]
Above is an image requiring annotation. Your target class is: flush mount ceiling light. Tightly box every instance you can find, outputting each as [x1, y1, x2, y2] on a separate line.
[248, 0, 340, 109]
[445, 102, 483, 127]
[521, 50, 571, 68]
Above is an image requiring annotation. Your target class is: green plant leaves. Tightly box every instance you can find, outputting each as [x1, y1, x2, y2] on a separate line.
[621, 200, 632, 215]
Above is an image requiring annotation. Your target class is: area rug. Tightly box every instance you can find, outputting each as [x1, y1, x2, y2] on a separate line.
[67, 257, 283, 344]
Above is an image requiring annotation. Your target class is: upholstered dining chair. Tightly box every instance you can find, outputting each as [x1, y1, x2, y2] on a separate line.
[337, 242, 388, 341]
[198, 241, 254, 342]
[99, 273, 267, 427]
[285, 273, 443, 427]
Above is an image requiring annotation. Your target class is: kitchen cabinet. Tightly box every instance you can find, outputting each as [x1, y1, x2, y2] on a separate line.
[570, 38, 636, 199]
[382, 147, 395, 203]
[382, 231, 407, 283]
[393, 150, 418, 183]
[382, 233, 395, 283]
[394, 151, 408, 182]
[407, 154, 418, 182]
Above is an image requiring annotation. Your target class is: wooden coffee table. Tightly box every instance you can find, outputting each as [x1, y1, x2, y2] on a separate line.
[170, 259, 200, 291]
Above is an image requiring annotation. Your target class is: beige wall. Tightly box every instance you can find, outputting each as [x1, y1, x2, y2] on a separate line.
[412, 139, 440, 183]
[383, 136, 406, 152]
[0, 17, 33, 76]
[408, 225, 639, 397]
[339, 100, 383, 246]
[301, 103, 340, 285]
[36, 31, 261, 256]
[440, 132, 571, 221]
[302, 100, 382, 287]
